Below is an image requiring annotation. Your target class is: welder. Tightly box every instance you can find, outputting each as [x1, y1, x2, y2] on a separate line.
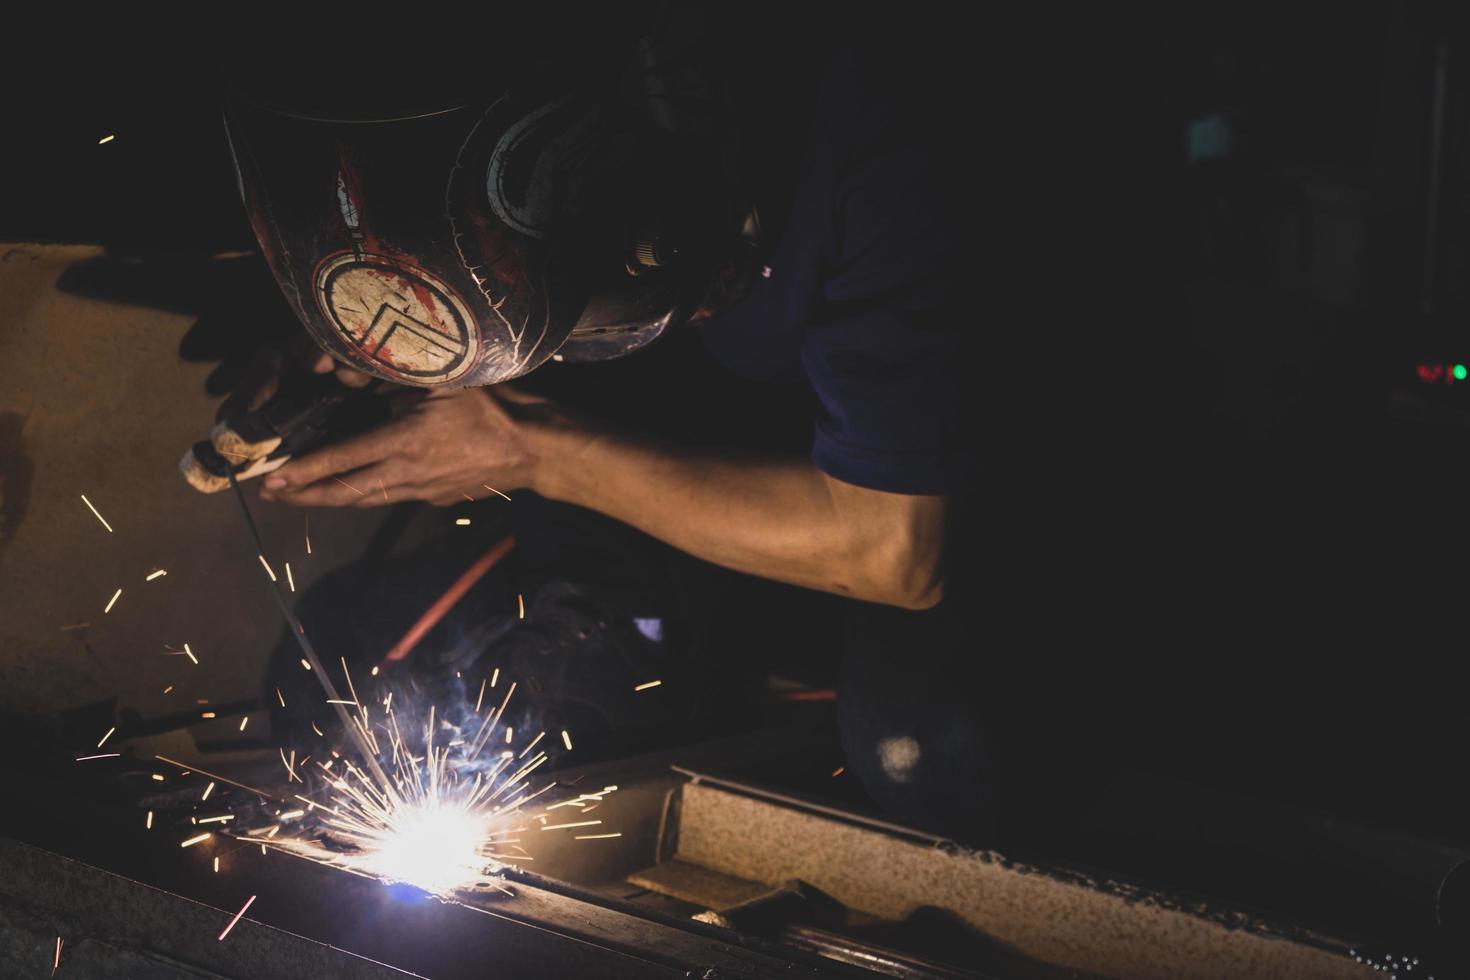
[213, 10, 981, 838]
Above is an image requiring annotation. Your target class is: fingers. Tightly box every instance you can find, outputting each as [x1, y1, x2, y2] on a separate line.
[264, 464, 429, 507]
[264, 423, 411, 492]
[309, 349, 374, 387]
[336, 364, 375, 388]
[261, 472, 374, 507]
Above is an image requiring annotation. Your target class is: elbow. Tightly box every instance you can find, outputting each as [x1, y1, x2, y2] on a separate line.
[889, 558, 946, 611]
[820, 477, 948, 611]
[862, 534, 946, 611]
[902, 575, 946, 611]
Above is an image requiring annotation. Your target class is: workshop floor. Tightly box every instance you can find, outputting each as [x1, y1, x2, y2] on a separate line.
[0, 243, 391, 725]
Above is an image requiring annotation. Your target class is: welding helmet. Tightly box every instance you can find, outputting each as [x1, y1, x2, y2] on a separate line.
[222, 13, 761, 387]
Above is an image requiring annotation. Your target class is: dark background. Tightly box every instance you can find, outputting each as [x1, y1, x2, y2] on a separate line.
[5, 6, 1470, 857]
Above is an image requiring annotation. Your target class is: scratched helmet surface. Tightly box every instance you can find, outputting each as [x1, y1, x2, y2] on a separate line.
[225, 92, 613, 387]
[221, 13, 750, 388]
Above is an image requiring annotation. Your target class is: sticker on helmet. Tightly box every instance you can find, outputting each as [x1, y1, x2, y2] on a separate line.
[314, 253, 478, 383]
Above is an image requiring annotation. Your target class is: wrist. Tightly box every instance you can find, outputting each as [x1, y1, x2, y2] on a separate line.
[514, 402, 597, 502]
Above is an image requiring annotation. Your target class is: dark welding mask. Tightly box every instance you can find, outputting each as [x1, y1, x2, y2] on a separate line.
[222, 16, 760, 387]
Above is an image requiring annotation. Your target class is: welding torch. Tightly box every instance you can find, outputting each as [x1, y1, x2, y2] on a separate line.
[179, 364, 389, 494]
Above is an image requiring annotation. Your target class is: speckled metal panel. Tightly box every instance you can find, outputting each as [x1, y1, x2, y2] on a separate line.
[674, 781, 1376, 980]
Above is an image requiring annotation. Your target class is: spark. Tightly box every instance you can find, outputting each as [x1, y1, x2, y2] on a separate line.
[325, 699, 358, 705]
[517, 594, 524, 618]
[184, 643, 198, 665]
[332, 476, 365, 496]
[74, 753, 119, 762]
[634, 680, 662, 691]
[831, 766, 845, 777]
[151, 774, 164, 781]
[276, 687, 285, 707]
[97, 726, 116, 748]
[483, 484, 512, 501]
[575, 833, 622, 840]
[279, 748, 300, 783]
[163, 686, 173, 694]
[311, 721, 324, 737]
[264, 678, 571, 896]
[199, 815, 234, 824]
[181, 832, 212, 848]
[505, 727, 513, 744]
[475, 678, 486, 712]
[545, 787, 617, 810]
[80, 494, 113, 532]
[541, 820, 600, 831]
[98, 134, 115, 145]
[461, 493, 475, 501]
[301, 659, 312, 671]
[456, 517, 472, 526]
[379, 479, 388, 501]
[239, 716, 249, 732]
[202, 781, 216, 801]
[155, 755, 274, 800]
[146, 569, 167, 581]
[490, 667, 499, 688]
[286, 562, 295, 592]
[305, 517, 312, 554]
[146, 811, 153, 829]
[103, 588, 122, 614]
[518, 731, 545, 759]
[52, 936, 61, 975]
[258, 554, 277, 582]
[217, 895, 256, 941]
[213, 856, 220, 873]
[371, 666, 379, 676]
[562, 730, 573, 751]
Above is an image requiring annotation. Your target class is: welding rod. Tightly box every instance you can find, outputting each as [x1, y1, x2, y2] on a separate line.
[225, 469, 389, 789]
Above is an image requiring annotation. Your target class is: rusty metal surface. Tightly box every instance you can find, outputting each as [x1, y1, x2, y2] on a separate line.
[669, 776, 1380, 980]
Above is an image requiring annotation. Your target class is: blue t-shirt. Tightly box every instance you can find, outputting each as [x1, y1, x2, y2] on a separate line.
[701, 47, 964, 497]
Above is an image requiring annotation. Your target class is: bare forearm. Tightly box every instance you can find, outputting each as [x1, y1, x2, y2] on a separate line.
[529, 419, 945, 608]
[262, 385, 945, 607]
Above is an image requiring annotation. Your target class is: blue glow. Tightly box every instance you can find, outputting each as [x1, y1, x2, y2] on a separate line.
[384, 882, 434, 902]
[633, 617, 664, 642]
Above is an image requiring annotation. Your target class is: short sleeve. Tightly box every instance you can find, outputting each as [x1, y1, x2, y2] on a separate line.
[800, 55, 964, 496]
[803, 286, 964, 495]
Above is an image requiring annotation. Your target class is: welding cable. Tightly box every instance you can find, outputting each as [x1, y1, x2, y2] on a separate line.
[380, 534, 517, 667]
[777, 689, 838, 702]
[225, 469, 390, 788]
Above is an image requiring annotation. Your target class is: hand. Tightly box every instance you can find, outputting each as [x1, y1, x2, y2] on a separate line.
[308, 349, 374, 389]
[258, 385, 552, 507]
